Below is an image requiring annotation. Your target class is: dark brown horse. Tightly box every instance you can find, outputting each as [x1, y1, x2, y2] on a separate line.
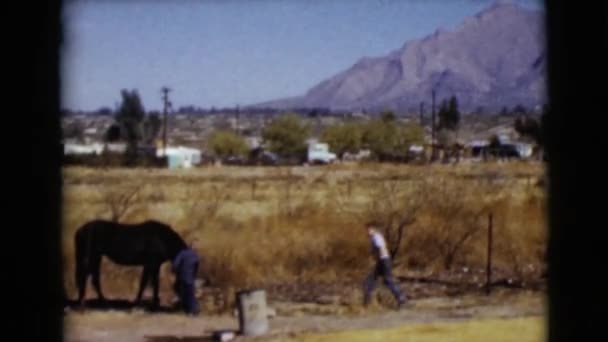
[74, 219, 187, 308]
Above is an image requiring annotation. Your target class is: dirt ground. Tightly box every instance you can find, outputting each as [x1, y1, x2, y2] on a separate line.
[64, 287, 545, 342]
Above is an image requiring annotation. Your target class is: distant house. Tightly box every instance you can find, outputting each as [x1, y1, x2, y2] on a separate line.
[83, 127, 98, 135]
[464, 138, 533, 160]
[245, 136, 262, 149]
[342, 149, 371, 161]
[63, 142, 104, 156]
[513, 142, 533, 158]
[105, 142, 127, 154]
[408, 144, 424, 153]
[488, 133, 534, 159]
[248, 147, 278, 166]
[465, 140, 489, 159]
[156, 146, 202, 169]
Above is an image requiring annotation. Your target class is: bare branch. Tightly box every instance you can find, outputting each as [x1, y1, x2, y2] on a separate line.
[390, 217, 416, 261]
[101, 182, 143, 222]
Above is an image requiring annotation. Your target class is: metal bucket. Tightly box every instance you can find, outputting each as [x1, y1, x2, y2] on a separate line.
[236, 289, 269, 336]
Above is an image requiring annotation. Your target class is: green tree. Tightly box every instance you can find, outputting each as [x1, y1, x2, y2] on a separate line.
[96, 107, 113, 116]
[63, 121, 85, 142]
[142, 112, 162, 145]
[512, 104, 528, 115]
[438, 96, 460, 130]
[488, 134, 502, 149]
[380, 110, 397, 123]
[115, 89, 146, 160]
[514, 115, 541, 144]
[362, 118, 399, 157]
[398, 122, 425, 149]
[208, 130, 249, 158]
[362, 119, 425, 158]
[262, 113, 310, 157]
[321, 122, 364, 158]
[104, 124, 121, 142]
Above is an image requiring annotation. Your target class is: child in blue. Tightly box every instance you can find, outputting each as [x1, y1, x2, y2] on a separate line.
[172, 239, 201, 315]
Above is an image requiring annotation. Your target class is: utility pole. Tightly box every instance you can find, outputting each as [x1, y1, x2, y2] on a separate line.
[431, 89, 436, 161]
[161, 86, 171, 156]
[317, 110, 322, 138]
[419, 101, 424, 125]
[235, 104, 240, 134]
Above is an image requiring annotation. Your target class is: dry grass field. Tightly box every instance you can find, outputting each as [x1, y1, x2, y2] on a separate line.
[61, 161, 546, 310]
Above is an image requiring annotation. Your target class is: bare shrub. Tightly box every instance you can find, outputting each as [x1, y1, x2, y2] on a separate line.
[420, 180, 487, 271]
[99, 182, 144, 222]
[365, 180, 424, 263]
[276, 169, 308, 218]
[182, 183, 231, 235]
[333, 179, 425, 267]
[491, 191, 547, 282]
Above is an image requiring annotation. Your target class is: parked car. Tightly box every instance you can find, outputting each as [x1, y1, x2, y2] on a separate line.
[248, 148, 279, 166]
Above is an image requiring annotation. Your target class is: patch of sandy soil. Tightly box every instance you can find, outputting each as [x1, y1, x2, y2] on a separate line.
[64, 288, 544, 342]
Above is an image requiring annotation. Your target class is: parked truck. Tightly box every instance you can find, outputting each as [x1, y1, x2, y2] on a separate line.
[307, 142, 337, 164]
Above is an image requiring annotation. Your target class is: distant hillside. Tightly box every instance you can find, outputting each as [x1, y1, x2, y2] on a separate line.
[252, 3, 546, 113]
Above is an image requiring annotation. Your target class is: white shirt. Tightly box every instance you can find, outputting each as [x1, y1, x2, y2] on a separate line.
[370, 231, 390, 260]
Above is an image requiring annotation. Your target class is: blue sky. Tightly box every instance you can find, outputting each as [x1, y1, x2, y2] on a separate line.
[61, 0, 543, 112]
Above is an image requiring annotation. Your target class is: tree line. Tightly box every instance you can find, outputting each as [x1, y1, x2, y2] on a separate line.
[64, 89, 547, 164]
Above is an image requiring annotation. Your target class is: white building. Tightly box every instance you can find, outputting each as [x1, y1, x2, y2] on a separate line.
[408, 144, 424, 153]
[156, 146, 202, 168]
[63, 142, 104, 156]
[514, 143, 533, 158]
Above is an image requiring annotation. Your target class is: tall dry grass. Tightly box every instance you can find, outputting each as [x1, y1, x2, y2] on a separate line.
[61, 162, 546, 301]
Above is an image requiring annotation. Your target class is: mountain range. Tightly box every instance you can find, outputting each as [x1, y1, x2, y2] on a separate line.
[251, 2, 547, 114]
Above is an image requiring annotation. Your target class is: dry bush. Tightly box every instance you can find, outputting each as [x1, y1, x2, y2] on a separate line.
[398, 180, 495, 273]
[181, 183, 231, 235]
[489, 190, 547, 281]
[420, 180, 488, 271]
[272, 168, 320, 220]
[332, 178, 425, 269]
[98, 182, 144, 222]
[366, 180, 424, 262]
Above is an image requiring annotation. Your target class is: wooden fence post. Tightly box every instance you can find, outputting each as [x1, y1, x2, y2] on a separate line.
[486, 213, 493, 295]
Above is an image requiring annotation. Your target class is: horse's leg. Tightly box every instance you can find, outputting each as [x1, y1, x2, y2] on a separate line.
[150, 263, 162, 309]
[75, 260, 88, 308]
[134, 265, 150, 305]
[90, 255, 106, 302]
[75, 230, 90, 309]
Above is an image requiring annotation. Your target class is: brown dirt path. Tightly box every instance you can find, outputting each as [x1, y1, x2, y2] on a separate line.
[64, 288, 544, 342]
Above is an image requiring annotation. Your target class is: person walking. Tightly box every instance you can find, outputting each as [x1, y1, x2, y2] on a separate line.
[362, 221, 408, 309]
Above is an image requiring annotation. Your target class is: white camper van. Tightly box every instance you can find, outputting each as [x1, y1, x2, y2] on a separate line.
[307, 142, 337, 164]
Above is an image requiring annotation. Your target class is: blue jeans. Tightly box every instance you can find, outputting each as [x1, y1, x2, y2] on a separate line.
[363, 258, 405, 305]
[175, 281, 200, 315]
